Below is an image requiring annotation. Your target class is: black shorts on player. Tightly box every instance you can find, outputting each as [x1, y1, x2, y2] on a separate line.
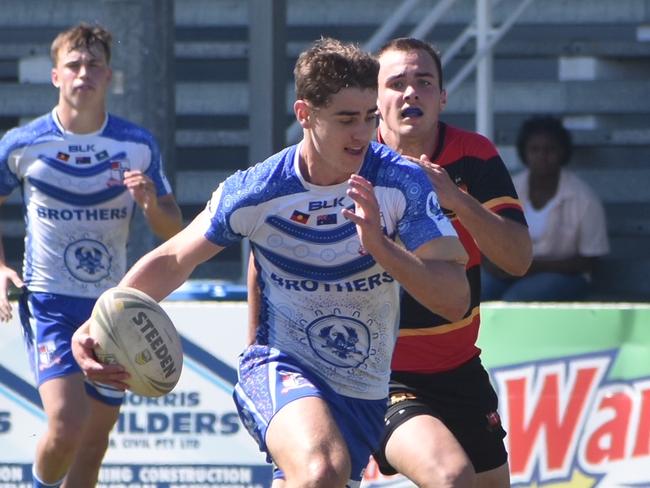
[374, 356, 508, 474]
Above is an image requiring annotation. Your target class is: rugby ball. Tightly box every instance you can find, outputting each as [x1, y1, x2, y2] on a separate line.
[89, 286, 183, 397]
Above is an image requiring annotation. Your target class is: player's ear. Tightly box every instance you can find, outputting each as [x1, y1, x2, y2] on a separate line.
[51, 67, 60, 88]
[439, 88, 448, 112]
[294, 99, 312, 129]
[375, 97, 383, 122]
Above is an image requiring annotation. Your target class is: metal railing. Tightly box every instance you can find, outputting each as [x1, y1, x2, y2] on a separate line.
[286, 0, 534, 142]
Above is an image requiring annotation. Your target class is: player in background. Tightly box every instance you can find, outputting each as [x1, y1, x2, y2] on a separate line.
[0, 23, 182, 488]
[369, 37, 532, 487]
[71, 38, 469, 488]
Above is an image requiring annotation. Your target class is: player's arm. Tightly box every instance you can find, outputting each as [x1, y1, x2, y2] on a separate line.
[0, 194, 24, 322]
[120, 208, 222, 300]
[388, 236, 469, 321]
[416, 155, 532, 276]
[142, 193, 183, 241]
[123, 170, 183, 240]
[71, 209, 223, 386]
[246, 254, 261, 345]
[446, 190, 531, 276]
[343, 174, 469, 322]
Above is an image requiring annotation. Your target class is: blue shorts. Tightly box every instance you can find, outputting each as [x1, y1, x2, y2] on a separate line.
[233, 345, 386, 486]
[19, 290, 125, 406]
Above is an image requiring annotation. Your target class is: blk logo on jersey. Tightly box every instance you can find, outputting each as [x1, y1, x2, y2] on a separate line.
[68, 144, 95, 152]
[308, 197, 345, 211]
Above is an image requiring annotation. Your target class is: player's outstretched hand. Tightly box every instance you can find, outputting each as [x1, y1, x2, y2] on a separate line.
[72, 321, 130, 390]
[0, 264, 23, 322]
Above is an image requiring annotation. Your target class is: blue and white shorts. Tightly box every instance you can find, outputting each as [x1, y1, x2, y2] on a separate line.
[233, 344, 386, 486]
[19, 289, 125, 406]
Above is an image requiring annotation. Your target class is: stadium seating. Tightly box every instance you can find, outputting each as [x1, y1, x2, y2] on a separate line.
[1, 0, 649, 299]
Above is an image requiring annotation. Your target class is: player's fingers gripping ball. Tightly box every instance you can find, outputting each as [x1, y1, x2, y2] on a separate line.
[89, 286, 183, 397]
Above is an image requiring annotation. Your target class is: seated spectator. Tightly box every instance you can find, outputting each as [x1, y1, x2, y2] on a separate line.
[481, 116, 609, 301]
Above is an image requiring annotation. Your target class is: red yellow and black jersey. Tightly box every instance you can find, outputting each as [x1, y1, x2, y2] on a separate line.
[379, 123, 527, 373]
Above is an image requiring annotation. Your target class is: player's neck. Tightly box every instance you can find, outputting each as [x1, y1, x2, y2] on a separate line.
[380, 126, 437, 160]
[299, 139, 353, 186]
[55, 103, 107, 135]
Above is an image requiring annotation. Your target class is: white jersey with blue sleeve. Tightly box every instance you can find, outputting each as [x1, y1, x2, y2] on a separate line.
[204, 141, 456, 400]
[0, 109, 173, 298]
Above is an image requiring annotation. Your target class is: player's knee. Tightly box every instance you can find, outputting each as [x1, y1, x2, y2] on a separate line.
[474, 463, 510, 488]
[418, 458, 475, 488]
[45, 413, 87, 453]
[301, 453, 351, 488]
[75, 438, 111, 466]
[45, 422, 83, 455]
[442, 463, 475, 488]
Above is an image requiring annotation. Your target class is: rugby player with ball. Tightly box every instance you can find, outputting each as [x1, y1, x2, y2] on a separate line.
[0, 23, 182, 488]
[73, 38, 469, 488]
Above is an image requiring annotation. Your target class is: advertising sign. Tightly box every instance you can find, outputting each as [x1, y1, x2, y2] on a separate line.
[0, 301, 271, 488]
[2, 302, 649, 487]
[361, 303, 650, 487]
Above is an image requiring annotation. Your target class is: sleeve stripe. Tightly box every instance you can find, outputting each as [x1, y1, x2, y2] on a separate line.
[483, 195, 523, 212]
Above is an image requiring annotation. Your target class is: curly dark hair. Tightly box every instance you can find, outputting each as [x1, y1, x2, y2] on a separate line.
[294, 38, 379, 108]
[51, 22, 112, 65]
[376, 37, 444, 90]
[516, 116, 573, 167]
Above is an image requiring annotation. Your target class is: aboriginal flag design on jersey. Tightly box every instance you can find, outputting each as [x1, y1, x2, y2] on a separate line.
[379, 123, 527, 373]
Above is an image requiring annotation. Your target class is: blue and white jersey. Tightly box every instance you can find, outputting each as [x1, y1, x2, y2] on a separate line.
[0, 109, 173, 298]
[205, 141, 456, 400]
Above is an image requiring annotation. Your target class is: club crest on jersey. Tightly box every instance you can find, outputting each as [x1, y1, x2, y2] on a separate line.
[486, 411, 502, 431]
[106, 158, 130, 187]
[38, 341, 61, 370]
[64, 239, 112, 282]
[307, 314, 370, 368]
[56, 152, 70, 162]
[280, 372, 311, 393]
[426, 191, 445, 222]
